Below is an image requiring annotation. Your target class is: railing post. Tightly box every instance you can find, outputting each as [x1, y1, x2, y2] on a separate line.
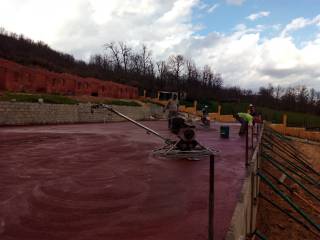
[208, 154, 215, 240]
[246, 125, 249, 166]
[251, 125, 254, 149]
[250, 167, 255, 235]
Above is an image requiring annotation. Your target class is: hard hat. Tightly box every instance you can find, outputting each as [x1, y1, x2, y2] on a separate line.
[249, 104, 253, 107]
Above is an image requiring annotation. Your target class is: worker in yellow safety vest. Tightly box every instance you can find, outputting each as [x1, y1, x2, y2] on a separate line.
[233, 112, 253, 136]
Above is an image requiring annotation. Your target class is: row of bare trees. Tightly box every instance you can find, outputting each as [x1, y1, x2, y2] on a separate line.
[254, 84, 320, 114]
[89, 41, 223, 99]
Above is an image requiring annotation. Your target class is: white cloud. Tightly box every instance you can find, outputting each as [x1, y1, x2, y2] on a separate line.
[246, 11, 270, 21]
[226, 0, 245, 6]
[281, 15, 320, 36]
[0, 0, 200, 59]
[281, 17, 311, 36]
[272, 24, 282, 31]
[1, 1, 320, 90]
[207, 4, 219, 13]
[197, 2, 219, 13]
[187, 26, 320, 89]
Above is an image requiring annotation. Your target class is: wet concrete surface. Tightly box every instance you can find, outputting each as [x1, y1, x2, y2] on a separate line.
[0, 121, 252, 240]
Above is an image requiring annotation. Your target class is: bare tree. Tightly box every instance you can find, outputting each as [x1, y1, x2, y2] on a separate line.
[105, 42, 121, 71]
[140, 44, 152, 75]
[130, 53, 142, 74]
[202, 65, 212, 86]
[281, 87, 296, 110]
[0, 27, 7, 35]
[212, 73, 223, 89]
[119, 42, 131, 73]
[157, 61, 169, 89]
[168, 55, 184, 80]
[296, 85, 309, 111]
[309, 88, 316, 105]
[167, 55, 185, 93]
[274, 85, 283, 100]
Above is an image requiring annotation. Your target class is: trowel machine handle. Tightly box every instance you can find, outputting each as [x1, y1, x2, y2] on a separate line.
[90, 104, 174, 145]
[91, 103, 112, 113]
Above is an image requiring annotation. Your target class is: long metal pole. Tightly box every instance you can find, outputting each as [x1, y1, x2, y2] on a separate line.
[208, 154, 215, 240]
[95, 104, 172, 143]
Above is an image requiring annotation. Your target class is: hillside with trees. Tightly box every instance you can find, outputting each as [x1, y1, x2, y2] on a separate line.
[1, 28, 320, 115]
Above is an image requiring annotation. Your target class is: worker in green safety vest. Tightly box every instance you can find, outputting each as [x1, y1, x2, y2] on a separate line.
[233, 112, 253, 136]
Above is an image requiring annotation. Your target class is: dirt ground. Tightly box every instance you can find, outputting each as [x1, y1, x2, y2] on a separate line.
[257, 136, 320, 240]
[292, 140, 320, 172]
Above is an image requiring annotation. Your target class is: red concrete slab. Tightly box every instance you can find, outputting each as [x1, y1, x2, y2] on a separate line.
[0, 121, 255, 240]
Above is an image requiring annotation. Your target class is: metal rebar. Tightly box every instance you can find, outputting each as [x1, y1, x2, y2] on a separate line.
[263, 140, 312, 176]
[264, 131, 316, 173]
[262, 143, 318, 185]
[262, 153, 320, 203]
[261, 168, 293, 193]
[254, 229, 268, 240]
[259, 192, 320, 238]
[262, 149, 317, 185]
[257, 171, 320, 232]
[263, 134, 315, 174]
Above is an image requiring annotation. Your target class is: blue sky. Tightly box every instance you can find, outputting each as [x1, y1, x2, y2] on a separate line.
[1, 0, 320, 89]
[195, 0, 320, 38]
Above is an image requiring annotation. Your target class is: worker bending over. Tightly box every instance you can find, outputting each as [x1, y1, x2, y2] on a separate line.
[233, 112, 253, 136]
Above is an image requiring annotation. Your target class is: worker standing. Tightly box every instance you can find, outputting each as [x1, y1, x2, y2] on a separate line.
[248, 103, 263, 126]
[201, 105, 210, 127]
[233, 112, 253, 136]
[164, 95, 179, 129]
[248, 104, 257, 117]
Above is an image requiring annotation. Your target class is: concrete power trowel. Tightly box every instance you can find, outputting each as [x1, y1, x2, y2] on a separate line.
[91, 104, 218, 159]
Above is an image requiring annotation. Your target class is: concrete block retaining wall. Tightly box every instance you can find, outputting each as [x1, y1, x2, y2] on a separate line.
[0, 101, 163, 126]
[225, 125, 264, 240]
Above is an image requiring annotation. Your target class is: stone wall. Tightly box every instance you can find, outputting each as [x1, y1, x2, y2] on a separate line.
[0, 101, 163, 126]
